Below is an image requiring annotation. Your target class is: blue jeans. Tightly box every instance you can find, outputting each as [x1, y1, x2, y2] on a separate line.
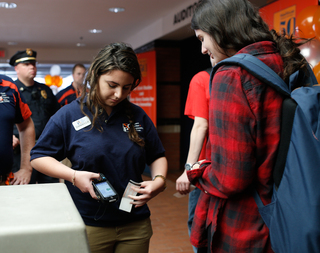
[188, 187, 201, 253]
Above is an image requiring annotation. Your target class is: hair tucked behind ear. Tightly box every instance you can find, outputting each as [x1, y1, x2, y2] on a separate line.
[79, 42, 145, 147]
[192, 0, 311, 85]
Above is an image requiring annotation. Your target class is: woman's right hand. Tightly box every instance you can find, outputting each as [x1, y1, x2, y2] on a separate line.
[31, 157, 100, 199]
[72, 171, 101, 200]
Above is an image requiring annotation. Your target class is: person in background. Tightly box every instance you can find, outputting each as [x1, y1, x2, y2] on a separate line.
[56, 63, 86, 106]
[30, 42, 168, 253]
[0, 74, 35, 185]
[10, 48, 60, 184]
[187, 0, 311, 252]
[176, 59, 212, 253]
[56, 63, 87, 167]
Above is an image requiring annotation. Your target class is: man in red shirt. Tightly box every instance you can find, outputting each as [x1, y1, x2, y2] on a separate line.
[176, 63, 211, 252]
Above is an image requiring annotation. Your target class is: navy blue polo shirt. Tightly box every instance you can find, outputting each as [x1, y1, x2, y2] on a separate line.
[0, 75, 32, 175]
[30, 98, 165, 226]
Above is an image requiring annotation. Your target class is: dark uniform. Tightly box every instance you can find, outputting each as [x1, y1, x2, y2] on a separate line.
[13, 79, 59, 140]
[10, 49, 60, 183]
[56, 83, 78, 106]
[0, 75, 32, 183]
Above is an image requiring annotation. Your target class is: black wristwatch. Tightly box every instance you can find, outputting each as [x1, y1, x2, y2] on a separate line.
[185, 163, 193, 171]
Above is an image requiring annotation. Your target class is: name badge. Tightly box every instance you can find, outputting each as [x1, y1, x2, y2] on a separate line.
[72, 116, 91, 131]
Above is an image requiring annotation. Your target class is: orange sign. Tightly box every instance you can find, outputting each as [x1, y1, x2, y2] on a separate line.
[130, 51, 157, 126]
[273, 5, 296, 34]
[260, 0, 318, 29]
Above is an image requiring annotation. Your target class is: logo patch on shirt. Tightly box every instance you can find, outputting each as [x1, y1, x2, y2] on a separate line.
[72, 116, 91, 131]
[0, 93, 10, 103]
[122, 122, 143, 133]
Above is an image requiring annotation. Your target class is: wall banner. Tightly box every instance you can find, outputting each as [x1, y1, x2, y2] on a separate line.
[130, 51, 157, 126]
[273, 5, 296, 34]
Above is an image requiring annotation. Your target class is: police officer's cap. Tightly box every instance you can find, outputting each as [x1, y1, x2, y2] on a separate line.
[9, 48, 37, 66]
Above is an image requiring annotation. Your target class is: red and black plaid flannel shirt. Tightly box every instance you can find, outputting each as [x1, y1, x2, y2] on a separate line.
[187, 41, 284, 252]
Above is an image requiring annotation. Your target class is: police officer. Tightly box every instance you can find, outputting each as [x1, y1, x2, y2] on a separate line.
[10, 48, 60, 184]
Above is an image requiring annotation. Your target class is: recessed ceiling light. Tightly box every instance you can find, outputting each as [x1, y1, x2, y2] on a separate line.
[109, 7, 125, 13]
[8, 41, 17, 45]
[89, 29, 102, 34]
[76, 43, 86, 47]
[0, 2, 17, 8]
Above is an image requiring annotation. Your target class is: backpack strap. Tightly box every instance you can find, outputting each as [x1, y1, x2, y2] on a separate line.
[205, 68, 213, 91]
[210, 53, 291, 97]
[273, 98, 297, 188]
[204, 67, 212, 75]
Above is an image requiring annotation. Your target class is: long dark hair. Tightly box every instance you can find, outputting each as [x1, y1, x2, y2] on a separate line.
[80, 42, 145, 147]
[191, 0, 310, 83]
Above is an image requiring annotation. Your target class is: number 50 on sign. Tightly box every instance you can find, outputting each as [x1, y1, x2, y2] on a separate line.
[273, 6, 296, 35]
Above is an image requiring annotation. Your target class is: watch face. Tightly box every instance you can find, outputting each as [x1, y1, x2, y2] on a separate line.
[185, 163, 192, 171]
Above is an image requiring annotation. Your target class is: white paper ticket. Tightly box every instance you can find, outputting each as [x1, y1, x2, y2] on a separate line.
[119, 180, 141, 213]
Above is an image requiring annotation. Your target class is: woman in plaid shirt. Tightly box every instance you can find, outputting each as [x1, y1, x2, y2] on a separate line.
[186, 0, 311, 252]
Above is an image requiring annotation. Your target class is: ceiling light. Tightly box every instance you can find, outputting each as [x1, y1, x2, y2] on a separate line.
[76, 43, 86, 47]
[0, 2, 17, 8]
[89, 29, 102, 34]
[8, 41, 17, 45]
[109, 7, 125, 13]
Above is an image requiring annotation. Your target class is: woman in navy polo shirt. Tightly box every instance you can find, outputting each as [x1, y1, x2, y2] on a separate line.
[30, 42, 168, 253]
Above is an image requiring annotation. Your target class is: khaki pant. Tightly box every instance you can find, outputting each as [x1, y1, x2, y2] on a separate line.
[86, 218, 153, 253]
[61, 158, 72, 167]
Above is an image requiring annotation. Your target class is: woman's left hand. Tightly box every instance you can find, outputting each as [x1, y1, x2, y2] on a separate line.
[128, 179, 165, 208]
